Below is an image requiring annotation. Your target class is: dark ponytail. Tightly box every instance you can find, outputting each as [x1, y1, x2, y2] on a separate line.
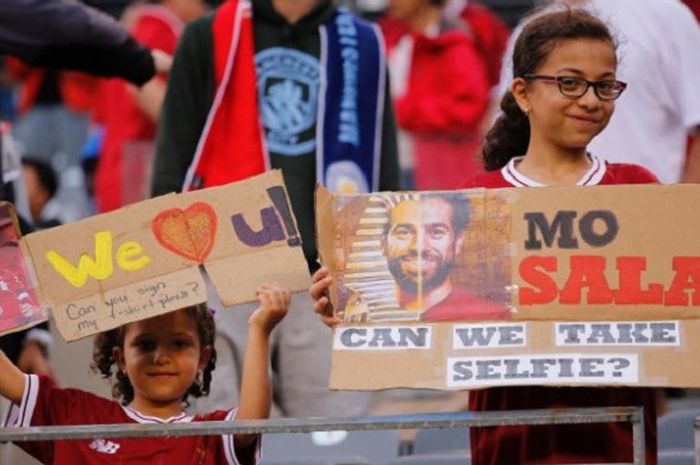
[481, 7, 617, 170]
[482, 92, 530, 170]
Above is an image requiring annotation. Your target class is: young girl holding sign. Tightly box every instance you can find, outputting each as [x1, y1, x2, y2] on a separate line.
[460, 7, 658, 465]
[0, 284, 290, 465]
[311, 7, 658, 465]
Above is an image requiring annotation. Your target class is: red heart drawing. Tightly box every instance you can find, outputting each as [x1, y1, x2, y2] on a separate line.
[151, 202, 218, 263]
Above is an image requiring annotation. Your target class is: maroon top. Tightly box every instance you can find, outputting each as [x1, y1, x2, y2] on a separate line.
[463, 159, 658, 465]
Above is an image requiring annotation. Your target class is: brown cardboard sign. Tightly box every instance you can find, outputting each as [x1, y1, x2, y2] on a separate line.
[11, 171, 308, 341]
[317, 184, 700, 389]
[330, 319, 700, 390]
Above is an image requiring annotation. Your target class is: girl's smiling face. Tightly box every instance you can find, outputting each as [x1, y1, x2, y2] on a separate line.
[114, 309, 211, 418]
[513, 38, 618, 154]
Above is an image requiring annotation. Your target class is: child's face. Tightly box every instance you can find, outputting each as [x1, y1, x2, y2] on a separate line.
[114, 309, 211, 417]
[515, 38, 617, 153]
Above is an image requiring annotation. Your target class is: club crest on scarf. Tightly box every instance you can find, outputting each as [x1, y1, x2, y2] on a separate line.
[187, 2, 385, 193]
[256, 47, 320, 156]
[325, 160, 369, 193]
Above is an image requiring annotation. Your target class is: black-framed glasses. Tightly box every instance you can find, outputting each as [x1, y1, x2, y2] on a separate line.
[523, 74, 627, 100]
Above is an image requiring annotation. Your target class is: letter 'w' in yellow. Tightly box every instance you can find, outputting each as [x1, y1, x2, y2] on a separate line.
[45, 231, 114, 288]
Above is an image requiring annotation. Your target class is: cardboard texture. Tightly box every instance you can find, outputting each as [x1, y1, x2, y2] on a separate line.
[317, 184, 700, 389]
[3, 171, 308, 341]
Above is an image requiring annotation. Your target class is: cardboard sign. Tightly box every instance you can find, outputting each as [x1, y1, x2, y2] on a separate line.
[7, 171, 309, 341]
[316, 184, 700, 389]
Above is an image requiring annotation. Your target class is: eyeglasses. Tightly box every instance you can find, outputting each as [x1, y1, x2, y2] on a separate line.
[523, 74, 627, 101]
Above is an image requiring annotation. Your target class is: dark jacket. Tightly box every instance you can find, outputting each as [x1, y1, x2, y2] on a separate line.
[152, 0, 400, 272]
[0, 0, 155, 85]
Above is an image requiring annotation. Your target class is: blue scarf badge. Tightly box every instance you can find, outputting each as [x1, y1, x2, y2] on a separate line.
[317, 9, 386, 194]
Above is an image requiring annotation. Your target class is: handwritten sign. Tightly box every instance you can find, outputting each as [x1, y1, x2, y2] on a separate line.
[11, 171, 309, 341]
[44, 230, 151, 288]
[53, 268, 206, 340]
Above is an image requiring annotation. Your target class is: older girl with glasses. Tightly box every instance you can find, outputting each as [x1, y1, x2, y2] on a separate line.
[463, 8, 658, 465]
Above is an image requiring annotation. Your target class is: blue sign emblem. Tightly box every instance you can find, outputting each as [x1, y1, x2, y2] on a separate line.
[255, 48, 320, 156]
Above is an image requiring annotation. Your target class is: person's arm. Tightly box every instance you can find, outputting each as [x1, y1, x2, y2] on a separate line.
[31, 40, 156, 86]
[0, 348, 27, 404]
[681, 129, 700, 183]
[234, 284, 291, 449]
[126, 17, 177, 122]
[0, 0, 156, 85]
[151, 15, 215, 196]
[130, 78, 167, 122]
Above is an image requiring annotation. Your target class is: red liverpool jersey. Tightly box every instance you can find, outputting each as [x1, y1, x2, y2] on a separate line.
[462, 155, 658, 188]
[4, 375, 260, 465]
[463, 155, 659, 465]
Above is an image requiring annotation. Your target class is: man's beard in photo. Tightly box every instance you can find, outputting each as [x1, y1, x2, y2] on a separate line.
[387, 250, 454, 295]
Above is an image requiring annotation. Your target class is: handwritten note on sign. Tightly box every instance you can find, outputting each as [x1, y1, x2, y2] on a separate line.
[44, 230, 151, 288]
[20, 171, 309, 341]
[53, 269, 206, 341]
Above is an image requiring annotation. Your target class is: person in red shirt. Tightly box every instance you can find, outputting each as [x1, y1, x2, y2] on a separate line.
[379, 0, 490, 190]
[461, 8, 658, 465]
[0, 285, 290, 465]
[456, 1, 510, 90]
[311, 6, 658, 464]
[94, 0, 205, 213]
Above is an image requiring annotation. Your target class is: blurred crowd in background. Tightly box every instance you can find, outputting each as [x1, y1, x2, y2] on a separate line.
[0, 0, 526, 226]
[1, 3, 700, 461]
[3, 0, 699, 229]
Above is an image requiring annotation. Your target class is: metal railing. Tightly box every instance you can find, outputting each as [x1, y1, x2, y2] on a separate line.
[693, 417, 700, 465]
[0, 406, 645, 465]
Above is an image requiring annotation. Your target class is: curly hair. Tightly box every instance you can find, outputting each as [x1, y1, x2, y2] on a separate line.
[482, 7, 617, 171]
[91, 304, 217, 407]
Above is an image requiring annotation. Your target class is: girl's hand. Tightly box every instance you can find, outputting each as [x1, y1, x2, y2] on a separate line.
[310, 267, 341, 328]
[249, 284, 291, 333]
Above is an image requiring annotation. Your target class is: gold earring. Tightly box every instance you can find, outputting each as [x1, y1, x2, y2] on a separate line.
[524, 106, 531, 115]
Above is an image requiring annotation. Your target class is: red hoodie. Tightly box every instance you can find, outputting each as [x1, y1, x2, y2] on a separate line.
[381, 17, 490, 189]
